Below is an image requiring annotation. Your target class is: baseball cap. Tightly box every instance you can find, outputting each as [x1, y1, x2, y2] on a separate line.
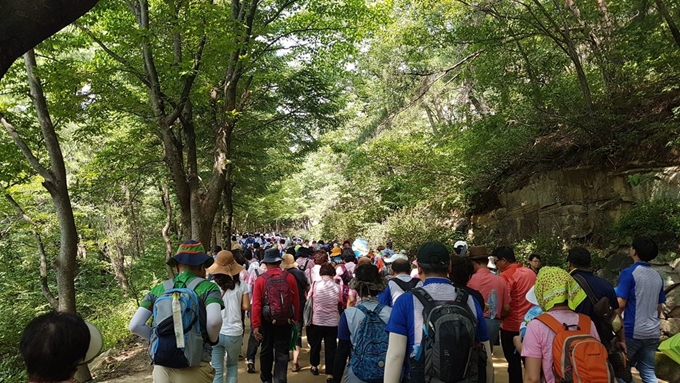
[417, 242, 449, 265]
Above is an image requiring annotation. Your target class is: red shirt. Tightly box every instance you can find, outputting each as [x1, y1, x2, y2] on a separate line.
[251, 268, 301, 329]
[468, 267, 510, 320]
[500, 263, 536, 331]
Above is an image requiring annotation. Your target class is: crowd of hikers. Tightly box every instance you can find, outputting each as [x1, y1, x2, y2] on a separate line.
[18, 234, 669, 383]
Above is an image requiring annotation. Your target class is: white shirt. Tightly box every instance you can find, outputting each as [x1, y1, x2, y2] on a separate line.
[218, 281, 249, 336]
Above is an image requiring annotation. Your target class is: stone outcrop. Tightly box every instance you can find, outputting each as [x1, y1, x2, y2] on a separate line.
[473, 164, 680, 242]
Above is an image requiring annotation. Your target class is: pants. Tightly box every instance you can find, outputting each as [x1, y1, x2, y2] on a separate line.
[307, 324, 338, 372]
[246, 328, 260, 364]
[211, 334, 242, 383]
[500, 328, 522, 383]
[626, 338, 658, 383]
[152, 362, 214, 383]
[485, 318, 501, 352]
[294, 320, 303, 348]
[260, 321, 292, 383]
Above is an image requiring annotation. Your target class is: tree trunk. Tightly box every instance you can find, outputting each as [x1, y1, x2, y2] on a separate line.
[2, 49, 89, 380]
[0, 0, 99, 79]
[112, 244, 130, 296]
[160, 183, 175, 279]
[654, 0, 680, 48]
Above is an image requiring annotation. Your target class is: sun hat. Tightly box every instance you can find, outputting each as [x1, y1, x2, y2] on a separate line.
[349, 264, 387, 293]
[262, 248, 282, 264]
[454, 240, 468, 256]
[416, 241, 449, 266]
[384, 252, 408, 263]
[281, 254, 298, 269]
[468, 246, 489, 260]
[206, 250, 244, 276]
[168, 240, 214, 267]
[525, 285, 539, 306]
[82, 321, 103, 364]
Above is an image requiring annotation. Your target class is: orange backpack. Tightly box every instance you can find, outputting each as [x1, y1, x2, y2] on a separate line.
[536, 313, 614, 383]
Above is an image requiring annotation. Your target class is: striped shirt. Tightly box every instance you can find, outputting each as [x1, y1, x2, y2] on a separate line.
[309, 277, 341, 327]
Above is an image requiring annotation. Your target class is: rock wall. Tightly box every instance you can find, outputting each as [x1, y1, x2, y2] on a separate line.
[472, 164, 680, 339]
[473, 165, 680, 242]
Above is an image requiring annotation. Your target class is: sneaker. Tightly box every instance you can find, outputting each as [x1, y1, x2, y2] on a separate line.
[292, 363, 301, 372]
[247, 362, 256, 373]
[310, 366, 319, 376]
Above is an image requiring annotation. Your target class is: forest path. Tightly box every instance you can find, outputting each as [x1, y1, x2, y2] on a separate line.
[91, 336, 663, 383]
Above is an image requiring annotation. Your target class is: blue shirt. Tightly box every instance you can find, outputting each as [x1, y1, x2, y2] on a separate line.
[616, 262, 666, 339]
[385, 277, 488, 371]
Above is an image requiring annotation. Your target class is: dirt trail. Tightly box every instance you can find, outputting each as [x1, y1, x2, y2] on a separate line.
[92, 338, 661, 383]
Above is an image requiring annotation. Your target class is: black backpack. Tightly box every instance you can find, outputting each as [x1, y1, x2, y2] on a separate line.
[411, 287, 485, 383]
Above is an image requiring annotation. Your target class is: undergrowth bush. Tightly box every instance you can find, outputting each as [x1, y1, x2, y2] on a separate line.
[611, 199, 680, 254]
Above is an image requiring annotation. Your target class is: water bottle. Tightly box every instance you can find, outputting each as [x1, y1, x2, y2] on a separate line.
[487, 288, 498, 319]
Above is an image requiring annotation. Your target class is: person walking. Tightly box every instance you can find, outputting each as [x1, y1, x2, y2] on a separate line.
[307, 263, 341, 381]
[281, 253, 309, 372]
[492, 246, 536, 383]
[206, 251, 250, 383]
[384, 242, 488, 383]
[251, 248, 300, 383]
[332, 264, 391, 383]
[617, 238, 666, 383]
[129, 240, 223, 383]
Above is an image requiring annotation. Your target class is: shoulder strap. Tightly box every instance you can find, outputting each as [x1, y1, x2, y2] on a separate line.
[374, 303, 385, 315]
[341, 264, 347, 273]
[411, 287, 436, 315]
[162, 279, 174, 291]
[186, 276, 206, 291]
[572, 273, 599, 307]
[576, 313, 592, 333]
[391, 278, 418, 291]
[356, 304, 369, 315]
[304, 258, 310, 269]
[536, 313, 566, 334]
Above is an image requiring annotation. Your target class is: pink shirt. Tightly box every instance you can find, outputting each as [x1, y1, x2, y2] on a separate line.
[521, 310, 600, 383]
[468, 268, 510, 319]
[308, 278, 341, 327]
[501, 263, 536, 331]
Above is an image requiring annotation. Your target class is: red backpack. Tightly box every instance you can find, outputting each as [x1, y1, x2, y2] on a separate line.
[262, 271, 294, 325]
[537, 313, 614, 383]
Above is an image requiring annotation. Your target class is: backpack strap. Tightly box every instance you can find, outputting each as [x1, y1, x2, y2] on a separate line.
[356, 304, 369, 316]
[341, 264, 347, 275]
[186, 276, 206, 291]
[411, 287, 436, 316]
[572, 273, 600, 307]
[576, 313, 592, 334]
[536, 313, 567, 334]
[162, 279, 174, 291]
[391, 278, 419, 292]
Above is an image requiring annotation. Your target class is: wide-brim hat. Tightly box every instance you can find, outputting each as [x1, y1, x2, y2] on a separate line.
[526, 286, 539, 306]
[349, 264, 387, 292]
[384, 253, 408, 263]
[168, 240, 214, 268]
[262, 248, 282, 264]
[206, 250, 244, 276]
[468, 246, 489, 260]
[281, 254, 298, 269]
[81, 321, 103, 365]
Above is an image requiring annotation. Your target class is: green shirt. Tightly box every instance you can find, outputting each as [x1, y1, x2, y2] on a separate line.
[141, 270, 224, 311]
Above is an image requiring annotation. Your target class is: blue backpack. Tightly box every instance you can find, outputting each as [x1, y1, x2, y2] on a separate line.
[350, 304, 389, 383]
[148, 277, 206, 368]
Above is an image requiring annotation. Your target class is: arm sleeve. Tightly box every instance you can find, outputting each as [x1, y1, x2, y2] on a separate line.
[384, 333, 408, 383]
[659, 275, 667, 304]
[616, 269, 633, 300]
[332, 339, 352, 383]
[206, 302, 222, 342]
[338, 312, 351, 341]
[378, 285, 392, 306]
[129, 307, 153, 340]
[520, 320, 544, 358]
[251, 276, 263, 329]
